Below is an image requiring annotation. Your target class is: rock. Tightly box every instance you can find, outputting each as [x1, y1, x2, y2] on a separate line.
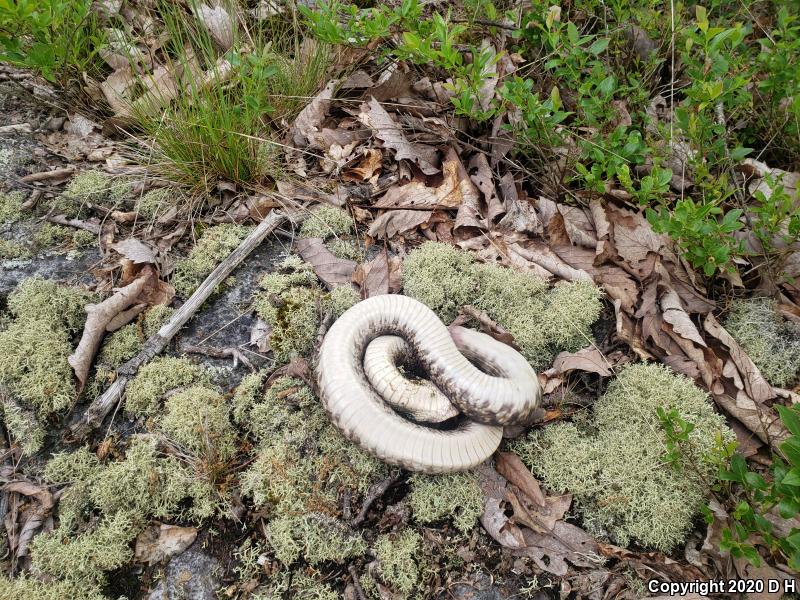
[147, 550, 222, 600]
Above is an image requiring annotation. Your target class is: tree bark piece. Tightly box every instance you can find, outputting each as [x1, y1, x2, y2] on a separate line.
[69, 211, 287, 440]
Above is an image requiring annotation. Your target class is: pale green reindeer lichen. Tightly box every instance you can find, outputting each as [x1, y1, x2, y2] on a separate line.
[513, 362, 734, 552]
[408, 472, 484, 534]
[172, 224, 250, 297]
[125, 356, 207, 416]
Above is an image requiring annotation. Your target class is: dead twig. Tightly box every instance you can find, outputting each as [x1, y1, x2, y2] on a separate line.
[182, 344, 256, 371]
[19, 167, 75, 183]
[351, 471, 402, 527]
[69, 211, 289, 440]
[45, 213, 102, 234]
[348, 565, 368, 600]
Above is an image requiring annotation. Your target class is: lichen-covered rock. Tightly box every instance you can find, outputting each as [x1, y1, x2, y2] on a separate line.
[513, 362, 734, 552]
[147, 549, 222, 600]
[724, 297, 800, 388]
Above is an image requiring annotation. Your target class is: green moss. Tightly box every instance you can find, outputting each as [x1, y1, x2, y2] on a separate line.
[141, 304, 174, 336]
[402, 242, 478, 323]
[513, 363, 733, 552]
[265, 513, 365, 565]
[0, 239, 30, 259]
[30, 510, 138, 588]
[1, 396, 45, 455]
[408, 472, 484, 534]
[402, 242, 603, 368]
[724, 297, 800, 388]
[324, 285, 360, 318]
[71, 229, 96, 248]
[0, 191, 24, 222]
[374, 529, 422, 595]
[299, 205, 353, 239]
[172, 224, 250, 297]
[125, 356, 207, 416]
[160, 385, 237, 462]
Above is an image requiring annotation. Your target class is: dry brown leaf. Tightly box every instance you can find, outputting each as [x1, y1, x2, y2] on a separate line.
[508, 242, 593, 283]
[295, 237, 357, 290]
[291, 79, 338, 147]
[375, 154, 476, 211]
[468, 153, 504, 222]
[515, 521, 601, 576]
[547, 347, 613, 377]
[661, 289, 707, 348]
[477, 464, 526, 549]
[607, 204, 665, 278]
[134, 523, 197, 565]
[69, 266, 162, 389]
[344, 149, 382, 181]
[4, 481, 55, 557]
[368, 209, 431, 240]
[195, 4, 233, 50]
[112, 238, 158, 265]
[360, 249, 391, 297]
[276, 180, 346, 207]
[495, 452, 546, 507]
[557, 204, 597, 248]
[497, 172, 540, 235]
[358, 97, 439, 175]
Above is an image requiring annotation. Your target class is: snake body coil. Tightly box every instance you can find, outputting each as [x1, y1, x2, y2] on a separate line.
[316, 295, 542, 473]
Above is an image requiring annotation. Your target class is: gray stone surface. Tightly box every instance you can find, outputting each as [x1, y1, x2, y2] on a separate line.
[147, 550, 222, 600]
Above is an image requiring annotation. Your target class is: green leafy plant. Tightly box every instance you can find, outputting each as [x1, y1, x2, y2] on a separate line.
[0, 0, 104, 83]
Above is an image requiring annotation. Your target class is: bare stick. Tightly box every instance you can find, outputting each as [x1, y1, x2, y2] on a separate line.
[351, 471, 402, 527]
[69, 211, 288, 439]
[45, 214, 102, 234]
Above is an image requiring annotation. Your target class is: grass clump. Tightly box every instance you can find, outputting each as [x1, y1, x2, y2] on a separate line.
[407, 472, 484, 534]
[374, 529, 423, 596]
[0, 278, 92, 418]
[513, 362, 733, 552]
[724, 297, 800, 388]
[265, 513, 365, 566]
[125, 357, 207, 416]
[299, 205, 354, 239]
[403, 242, 603, 368]
[0, 191, 24, 222]
[172, 224, 250, 297]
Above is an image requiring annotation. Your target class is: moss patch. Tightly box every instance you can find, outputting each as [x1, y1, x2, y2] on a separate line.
[58, 170, 131, 218]
[265, 513, 365, 566]
[374, 529, 423, 595]
[172, 224, 250, 297]
[0, 190, 25, 223]
[513, 362, 733, 552]
[724, 297, 800, 388]
[299, 205, 354, 239]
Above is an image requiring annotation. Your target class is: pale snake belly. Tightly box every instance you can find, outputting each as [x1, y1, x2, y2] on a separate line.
[316, 295, 542, 473]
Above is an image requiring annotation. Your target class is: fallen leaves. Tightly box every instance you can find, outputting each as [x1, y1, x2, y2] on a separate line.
[295, 237, 357, 290]
[134, 523, 198, 565]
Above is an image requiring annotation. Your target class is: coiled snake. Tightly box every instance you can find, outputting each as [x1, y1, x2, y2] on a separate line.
[316, 295, 542, 473]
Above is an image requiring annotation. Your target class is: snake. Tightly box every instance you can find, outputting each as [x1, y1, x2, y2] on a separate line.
[316, 294, 542, 473]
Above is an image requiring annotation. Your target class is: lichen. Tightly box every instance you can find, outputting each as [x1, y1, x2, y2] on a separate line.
[0, 190, 24, 222]
[172, 224, 250, 297]
[97, 305, 175, 373]
[374, 529, 422, 595]
[328, 238, 363, 261]
[402, 242, 603, 368]
[254, 260, 322, 363]
[299, 205, 353, 239]
[136, 187, 174, 220]
[30, 510, 138, 590]
[59, 170, 131, 217]
[6, 276, 92, 334]
[724, 297, 800, 388]
[513, 362, 734, 552]
[265, 513, 365, 566]
[402, 241, 478, 323]
[125, 356, 207, 416]
[32, 223, 71, 248]
[0, 239, 29, 259]
[0, 575, 106, 600]
[324, 285, 360, 318]
[407, 472, 484, 534]
[1, 396, 45, 455]
[160, 385, 237, 463]
[232, 369, 268, 426]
